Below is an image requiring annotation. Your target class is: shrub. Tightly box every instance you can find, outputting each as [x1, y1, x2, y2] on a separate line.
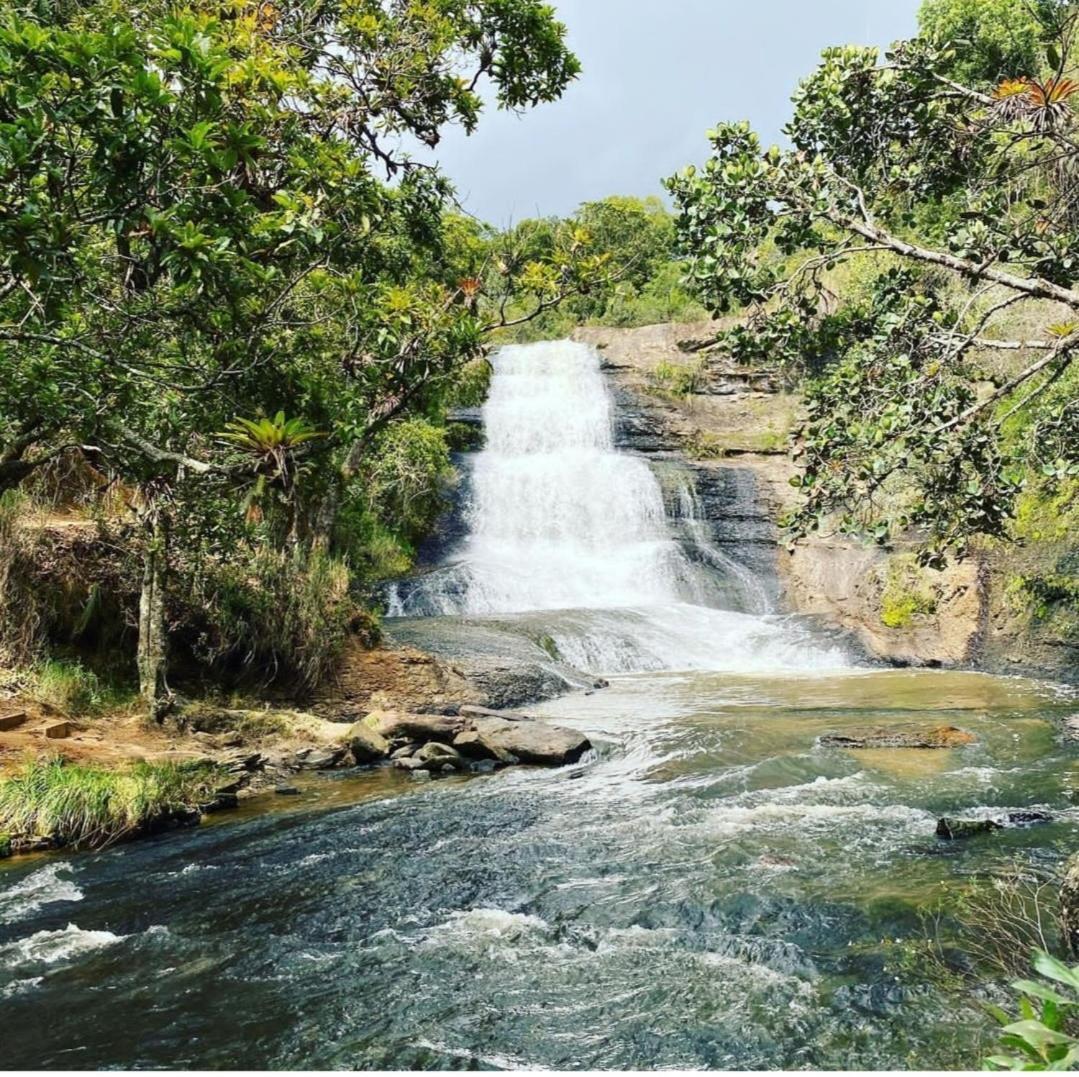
[880, 556, 938, 629]
[366, 418, 453, 541]
[985, 950, 1079, 1070]
[648, 359, 705, 398]
[31, 658, 103, 715]
[185, 544, 356, 690]
[0, 489, 43, 664]
[0, 755, 223, 849]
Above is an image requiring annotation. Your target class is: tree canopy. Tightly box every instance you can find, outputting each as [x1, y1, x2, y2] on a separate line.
[667, 0, 1079, 565]
[0, 0, 596, 709]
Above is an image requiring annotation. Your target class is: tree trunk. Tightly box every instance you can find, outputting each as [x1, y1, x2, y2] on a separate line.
[136, 501, 170, 720]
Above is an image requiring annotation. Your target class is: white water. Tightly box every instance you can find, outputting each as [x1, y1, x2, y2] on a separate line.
[389, 340, 848, 673]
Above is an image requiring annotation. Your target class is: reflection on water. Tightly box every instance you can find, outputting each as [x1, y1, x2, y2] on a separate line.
[0, 668, 1075, 1069]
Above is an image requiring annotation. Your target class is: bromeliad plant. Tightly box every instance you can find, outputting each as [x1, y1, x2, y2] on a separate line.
[985, 950, 1079, 1070]
[218, 412, 325, 488]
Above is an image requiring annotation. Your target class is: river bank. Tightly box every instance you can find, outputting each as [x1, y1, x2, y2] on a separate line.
[3, 665, 1077, 1069]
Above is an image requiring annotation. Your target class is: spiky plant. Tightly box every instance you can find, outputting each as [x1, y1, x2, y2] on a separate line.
[992, 77, 1079, 131]
[218, 412, 324, 488]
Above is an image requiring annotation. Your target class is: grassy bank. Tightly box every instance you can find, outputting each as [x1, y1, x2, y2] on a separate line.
[0, 756, 226, 854]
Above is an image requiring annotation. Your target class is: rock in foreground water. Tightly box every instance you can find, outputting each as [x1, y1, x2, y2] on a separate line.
[820, 725, 976, 750]
[348, 707, 590, 770]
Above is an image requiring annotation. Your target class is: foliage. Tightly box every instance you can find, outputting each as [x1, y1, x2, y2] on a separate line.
[0, 755, 222, 849]
[0, 0, 593, 708]
[986, 950, 1079, 1070]
[30, 658, 104, 715]
[919, 0, 1043, 86]
[667, 4, 1079, 564]
[184, 544, 355, 691]
[648, 359, 706, 399]
[0, 489, 42, 663]
[880, 556, 938, 628]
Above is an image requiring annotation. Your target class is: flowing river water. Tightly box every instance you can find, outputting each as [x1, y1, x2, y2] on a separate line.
[1, 342, 1077, 1069]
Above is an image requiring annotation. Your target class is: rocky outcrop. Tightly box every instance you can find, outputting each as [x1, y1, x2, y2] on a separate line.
[936, 811, 1052, 839]
[574, 320, 1078, 680]
[351, 706, 592, 772]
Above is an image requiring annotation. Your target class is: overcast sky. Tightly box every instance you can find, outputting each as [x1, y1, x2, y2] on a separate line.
[427, 1, 920, 225]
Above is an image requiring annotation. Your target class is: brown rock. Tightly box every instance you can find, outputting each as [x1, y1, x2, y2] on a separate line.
[348, 723, 391, 764]
[368, 711, 464, 744]
[469, 715, 590, 766]
[453, 729, 518, 764]
[820, 725, 975, 750]
[459, 704, 530, 723]
[44, 720, 72, 740]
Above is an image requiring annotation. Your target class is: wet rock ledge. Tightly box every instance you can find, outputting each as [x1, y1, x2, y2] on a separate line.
[349, 704, 592, 775]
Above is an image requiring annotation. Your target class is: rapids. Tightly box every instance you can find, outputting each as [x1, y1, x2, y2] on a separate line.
[1, 340, 1076, 1069]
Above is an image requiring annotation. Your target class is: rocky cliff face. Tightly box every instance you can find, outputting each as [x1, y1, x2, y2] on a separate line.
[574, 322, 1077, 681]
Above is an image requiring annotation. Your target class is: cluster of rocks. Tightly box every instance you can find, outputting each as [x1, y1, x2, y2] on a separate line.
[347, 705, 592, 776]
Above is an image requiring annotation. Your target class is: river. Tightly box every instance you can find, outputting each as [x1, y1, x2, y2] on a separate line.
[1, 341, 1076, 1069]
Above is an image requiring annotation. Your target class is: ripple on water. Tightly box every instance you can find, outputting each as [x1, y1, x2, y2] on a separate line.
[0, 922, 126, 971]
[0, 863, 83, 924]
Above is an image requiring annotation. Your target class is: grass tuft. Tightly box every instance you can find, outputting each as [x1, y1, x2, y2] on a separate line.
[0, 756, 224, 850]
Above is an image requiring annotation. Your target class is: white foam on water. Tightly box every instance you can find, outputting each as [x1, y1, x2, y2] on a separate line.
[426, 907, 551, 943]
[0, 864, 83, 924]
[0, 922, 126, 970]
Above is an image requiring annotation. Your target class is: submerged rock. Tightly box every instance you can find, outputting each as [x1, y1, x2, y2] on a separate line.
[412, 741, 466, 771]
[936, 811, 1052, 839]
[936, 817, 1002, 839]
[820, 725, 976, 750]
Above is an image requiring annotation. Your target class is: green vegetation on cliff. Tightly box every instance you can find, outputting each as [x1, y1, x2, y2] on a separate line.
[667, 0, 1079, 655]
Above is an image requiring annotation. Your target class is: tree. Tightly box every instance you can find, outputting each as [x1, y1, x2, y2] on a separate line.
[667, 1, 1079, 564]
[0, 0, 587, 712]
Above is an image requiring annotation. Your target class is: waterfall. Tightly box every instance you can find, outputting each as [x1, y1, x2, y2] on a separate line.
[387, 340, 848, 673]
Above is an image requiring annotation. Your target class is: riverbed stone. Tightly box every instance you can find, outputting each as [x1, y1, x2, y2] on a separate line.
[468, 715, 590, 765]
[459, 704, 530, 722]
[452, 728, 518, 764]
[292, 746, 347, 770]
[348, 723, 391, 764]
[369, 711, 465, 744]
[413, 741, 466, 771]
[936, 817, 1002, 839]
[821, 725, 976, 750]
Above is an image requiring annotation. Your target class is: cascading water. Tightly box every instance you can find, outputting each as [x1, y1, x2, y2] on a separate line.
[388, 340, 847, 673]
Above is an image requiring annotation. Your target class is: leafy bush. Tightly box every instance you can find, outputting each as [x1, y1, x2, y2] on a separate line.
[0, 756, 223, 850]
[365, 418, 453, 541]
[185, 545, 356, 690]
[0, 489, 43, 664]
[31, 658, 103, 715]
[986, 950, 1079, 1070]
[648, 359, 705, 398]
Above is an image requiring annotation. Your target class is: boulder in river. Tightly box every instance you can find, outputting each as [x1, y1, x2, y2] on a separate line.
[452, 728, 519, 764]
[347, 723, 391, 764]
[936, 810, 1052, 839]
[292, 746, 347, 770]
[365, 710, 464, 744]
[820, 725, 976, 750]
[468, 715, 590, 765]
